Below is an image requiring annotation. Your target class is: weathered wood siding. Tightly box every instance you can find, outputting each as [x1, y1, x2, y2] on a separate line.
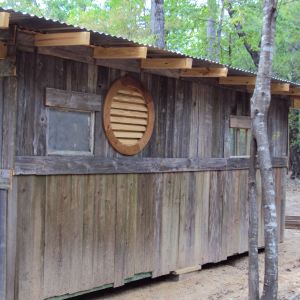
[10, 50, 289, 299]
[15, 168, 285, 299]
[15, 51, 289, 159]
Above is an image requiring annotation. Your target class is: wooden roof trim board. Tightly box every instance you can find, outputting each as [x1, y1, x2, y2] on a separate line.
[141, 58, 193, 69]
[35, 31, 91, 47]
[220, 76, 257, 85]
[0, 12, 9, 28]
[247, 83, 290, 93]
[93, 46, 147, 59]
[180, 67, 228, 78]
[1, 8, 300, 88]
[221, 77, 290, 92]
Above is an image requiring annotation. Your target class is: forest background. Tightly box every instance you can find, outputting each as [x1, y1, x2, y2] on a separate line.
[1, 0, 300, 176]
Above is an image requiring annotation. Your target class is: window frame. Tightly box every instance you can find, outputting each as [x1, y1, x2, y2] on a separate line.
[229, 115, 251, 158]
[46, 107, 95, 156]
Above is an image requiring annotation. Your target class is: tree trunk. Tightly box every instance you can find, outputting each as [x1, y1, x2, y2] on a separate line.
[207, 0, 217, 60]
[250, 0, 278, 299]
[227, 0, 260, 67]
[248, 138, 259, 300]
[151, 0, 165, 48]
[216, 0, 225, 60]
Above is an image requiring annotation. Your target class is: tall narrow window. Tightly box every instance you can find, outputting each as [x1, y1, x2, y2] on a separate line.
[230, 115, 251, 156]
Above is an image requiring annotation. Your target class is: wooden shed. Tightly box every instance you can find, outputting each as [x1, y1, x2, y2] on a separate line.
[0, 8, 298, 300]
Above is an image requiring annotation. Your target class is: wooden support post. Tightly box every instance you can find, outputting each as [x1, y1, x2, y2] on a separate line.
[0, 13, 9, 29]
[141, 58, 193, 69]
[0, 190, 7, 300]
[93, 46, 147, 59]
[35, 31, 91, 47]
[180, 67, 228, 77]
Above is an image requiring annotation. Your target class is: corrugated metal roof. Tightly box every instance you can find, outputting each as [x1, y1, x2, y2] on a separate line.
[1, 6, 299, 86]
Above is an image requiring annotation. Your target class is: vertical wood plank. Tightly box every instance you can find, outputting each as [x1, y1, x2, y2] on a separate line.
[16, 176, 45, 300]
[0, 190, 7, 300]
[44, 176, 72, 298]
[2, 77, 17, 167]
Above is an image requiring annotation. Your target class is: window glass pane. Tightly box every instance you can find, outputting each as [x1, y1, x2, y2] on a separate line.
[48, 109, 93, 154]
[230, 128, 237, 156]
[239, 129, 247, 156]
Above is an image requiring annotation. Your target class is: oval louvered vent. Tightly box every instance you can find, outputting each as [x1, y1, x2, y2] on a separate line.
[103, 76, 154, 155]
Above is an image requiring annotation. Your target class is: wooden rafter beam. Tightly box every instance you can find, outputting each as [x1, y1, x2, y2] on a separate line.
[247, 83, 291, 94]
[221, 77, 290, 92]
[35, 31, 90, 47]
[291, 98, 300, 109]
[0, 42, 7, 59]
[93, 46, 147, 59]
[141, 58, 193, 69]
[288, 87, 300, 96]
[219, 76, 256, 85]
[180, 67, 228, 78]
[0, 12, 10, 29]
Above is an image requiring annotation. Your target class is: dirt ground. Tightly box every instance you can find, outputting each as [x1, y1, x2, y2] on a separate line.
[80, 177, 300, 300]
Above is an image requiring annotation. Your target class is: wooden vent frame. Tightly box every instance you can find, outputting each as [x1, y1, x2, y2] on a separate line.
[103, 76, 155, 155]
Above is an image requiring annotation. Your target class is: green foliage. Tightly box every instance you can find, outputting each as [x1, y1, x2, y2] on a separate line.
[289, 109, 300, 148]
[1, 0, 300, 80]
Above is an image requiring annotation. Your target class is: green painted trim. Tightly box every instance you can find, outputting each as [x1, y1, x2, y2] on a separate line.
[45, 272, 152, 300]
[124, 272, 152, 284]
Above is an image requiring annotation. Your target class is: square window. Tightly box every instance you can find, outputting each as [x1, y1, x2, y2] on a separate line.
[47, 108, 94, 155]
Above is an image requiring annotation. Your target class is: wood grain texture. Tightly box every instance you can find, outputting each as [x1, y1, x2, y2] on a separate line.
[0, 190, 7, 300]
[0, 57, 16, 77]
[230, 115, 251, 129]
[94, 46, 147, 59]
[35, 32, 90, 47]
[180, 67, 228, 78]
[103, 75, 155, 155]
[141, 58, 193, 69]
[14, 53, 289, 160]
[45, 88, 101, 111]
[0, 42, 7, 59]
[0, 12, 9, 28]
[13, 168, 286, 299]
[14, 156, 288, 175]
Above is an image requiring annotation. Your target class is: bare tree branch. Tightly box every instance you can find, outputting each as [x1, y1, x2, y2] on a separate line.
[226, 0, 260, 67]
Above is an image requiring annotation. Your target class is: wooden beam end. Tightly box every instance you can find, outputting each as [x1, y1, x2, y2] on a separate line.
[141, 58, 193, 70]
[0, 12, 10, 29]
[35, 31, 91, 47]
[181, 67, 228, 78]
[93, 46, 147, 59]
